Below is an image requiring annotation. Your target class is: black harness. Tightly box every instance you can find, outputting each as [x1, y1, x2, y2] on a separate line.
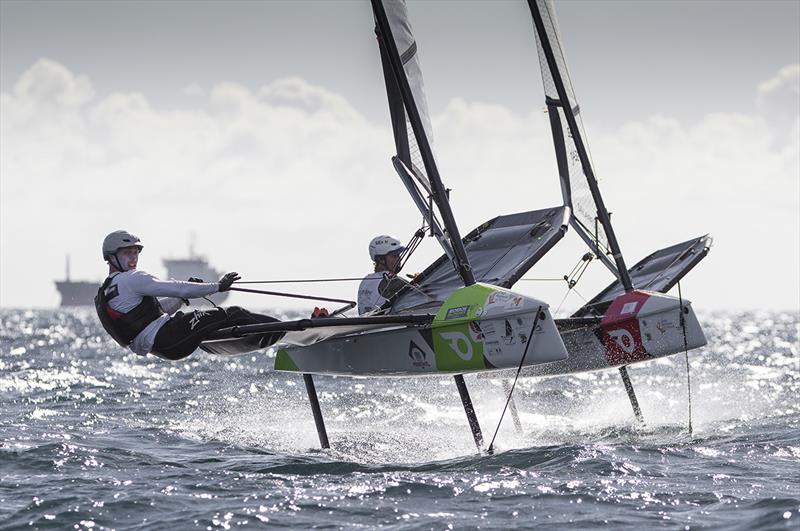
[95, 276, 164, 347]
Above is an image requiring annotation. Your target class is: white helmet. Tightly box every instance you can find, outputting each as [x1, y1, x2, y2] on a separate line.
[369, 235, 404, 261]
[102, 230, 143, 261]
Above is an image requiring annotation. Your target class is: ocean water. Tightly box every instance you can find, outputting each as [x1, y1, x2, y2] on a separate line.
[0, 309, 798, 530]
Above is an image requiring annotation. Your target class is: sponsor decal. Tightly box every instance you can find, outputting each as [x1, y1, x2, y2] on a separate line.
[656, 318, 678, 335]
[407, 340, 431, 368]
[502, 319, 515, 345]
[600, 290, 652, 364]
[469, 321, 485, 341]
[439, 331, 473, 361]
[607, 329, 636, 354]
[189, 309, 206, 331]
[445, 305, 470, 320]
[488, 291, 511, 304]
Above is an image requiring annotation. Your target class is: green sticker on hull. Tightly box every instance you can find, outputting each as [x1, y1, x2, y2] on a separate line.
[433, 322, 486, 371]
[432, 283, 495, 325]
[432, 284, 496, 371]
[275, 349, 300, 372]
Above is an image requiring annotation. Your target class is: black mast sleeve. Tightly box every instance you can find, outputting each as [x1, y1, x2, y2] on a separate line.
[371, 0, 475, 287]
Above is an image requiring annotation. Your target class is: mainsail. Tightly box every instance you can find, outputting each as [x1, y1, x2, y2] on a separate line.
[378, 0, 434, 180]
[528, 0, 633, 290]
[373, 0, 475, 286]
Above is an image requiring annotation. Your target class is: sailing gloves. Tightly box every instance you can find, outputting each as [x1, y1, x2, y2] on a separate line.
[218, 272, 241, 292]
[311, 307, 329, 318]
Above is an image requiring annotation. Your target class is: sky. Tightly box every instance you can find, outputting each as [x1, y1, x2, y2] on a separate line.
[1, 0, 798, 312]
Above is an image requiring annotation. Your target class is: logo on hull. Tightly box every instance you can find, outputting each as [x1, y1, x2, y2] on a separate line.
[439, 331, 473, 360]
[408, 340, 431, 368]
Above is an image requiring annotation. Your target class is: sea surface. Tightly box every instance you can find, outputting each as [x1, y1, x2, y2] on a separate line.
[0, 309, 798, 530]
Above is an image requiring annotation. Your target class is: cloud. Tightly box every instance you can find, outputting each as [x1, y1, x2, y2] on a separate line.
[12, 58, 95, 108]
[757, 64, 800, 146]
[1, 60, 798, 310]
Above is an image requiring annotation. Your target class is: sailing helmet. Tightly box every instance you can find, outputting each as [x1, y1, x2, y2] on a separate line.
[369, 235, 404, 261]
[102, 230, 143, 261]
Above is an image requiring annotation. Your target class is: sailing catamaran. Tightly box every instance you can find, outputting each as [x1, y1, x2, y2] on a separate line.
[206, 0, 711, 452]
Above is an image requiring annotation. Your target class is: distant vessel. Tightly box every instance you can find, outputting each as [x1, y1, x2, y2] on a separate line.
[163, 242, 228, 306]
[54, 256, 98, 307]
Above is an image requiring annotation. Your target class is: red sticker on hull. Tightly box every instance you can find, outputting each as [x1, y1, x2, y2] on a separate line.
[600, 290, 653, 365]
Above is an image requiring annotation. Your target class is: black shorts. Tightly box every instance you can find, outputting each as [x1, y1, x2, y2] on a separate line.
[152, 306, 281, 360]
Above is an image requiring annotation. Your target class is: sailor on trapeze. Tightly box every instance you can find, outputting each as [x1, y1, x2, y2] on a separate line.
[95, 230, 283, 360]
[357, 235, 409, 315]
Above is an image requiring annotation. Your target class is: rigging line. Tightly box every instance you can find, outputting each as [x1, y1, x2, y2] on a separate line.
[571, 286, 589, 304]
[398, 227, 426, 273]
[385, 273, 440, 309]
[236, 278, 363, 284]
[678, 281, 693, 437]
[228, 286, 356, 305]
[487, 306, 543, 454]
[553, 282, 588, 316]
[517, 278, 564, 282]
[553, 253, 594, 314]
[573, 217, 612, 256]
[553, 288, 572, 316]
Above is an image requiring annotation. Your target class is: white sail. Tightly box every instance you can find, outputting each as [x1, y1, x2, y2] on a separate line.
[379, 0, 435, 187]
[531, 0, 612, 257]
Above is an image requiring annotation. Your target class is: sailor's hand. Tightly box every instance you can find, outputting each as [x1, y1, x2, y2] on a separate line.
[311, 307, 329, 318]
[188, 277, 204, 283]
[218, 272, 241, 292]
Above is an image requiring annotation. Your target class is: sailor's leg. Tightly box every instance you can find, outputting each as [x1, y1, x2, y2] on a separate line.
[303, 374, 329, 449]
[152, 308, 231, 359]
[153, 306, 282, 359]
[219, 306, 284, 347]
[619, 365, 645, 425]
[502, 379, 524, 435]
[453, 374, 486, 453]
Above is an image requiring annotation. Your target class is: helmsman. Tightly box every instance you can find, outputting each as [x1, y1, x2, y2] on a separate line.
[95, 230, 282, 360]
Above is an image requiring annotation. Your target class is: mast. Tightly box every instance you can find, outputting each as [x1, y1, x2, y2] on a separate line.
[528, 0, 633, 292]
[371, 0, 475, 287]
[372, 0, 485, 453]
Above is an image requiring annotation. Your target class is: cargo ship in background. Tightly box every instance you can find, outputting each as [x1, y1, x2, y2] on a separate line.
[54, 244, 228, 307]
[54, 256, 98, 307]
[162, 242, 229, 306]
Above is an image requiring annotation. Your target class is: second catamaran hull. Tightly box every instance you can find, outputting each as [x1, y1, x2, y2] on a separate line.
[274, 283, 569, 376]
[482, 290, 707, 379]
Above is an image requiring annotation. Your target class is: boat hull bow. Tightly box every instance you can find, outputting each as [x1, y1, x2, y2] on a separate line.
[273, 283, 568, 376]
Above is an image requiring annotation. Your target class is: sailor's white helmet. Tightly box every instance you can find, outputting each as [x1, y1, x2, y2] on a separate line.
[102, 230, 143, 260]
[369, 235, 404, 261]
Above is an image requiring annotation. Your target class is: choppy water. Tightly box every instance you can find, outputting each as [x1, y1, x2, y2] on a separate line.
[1, 309, 798, 530]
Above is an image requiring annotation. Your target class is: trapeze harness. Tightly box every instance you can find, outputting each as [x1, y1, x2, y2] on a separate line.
[95, 276, 164, 348]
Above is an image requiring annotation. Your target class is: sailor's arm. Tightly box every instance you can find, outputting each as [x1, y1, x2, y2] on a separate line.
[128, 271, 219, 299]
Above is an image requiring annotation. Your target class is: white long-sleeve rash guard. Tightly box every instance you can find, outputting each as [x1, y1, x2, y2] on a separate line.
[105, 269, 219, 355]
